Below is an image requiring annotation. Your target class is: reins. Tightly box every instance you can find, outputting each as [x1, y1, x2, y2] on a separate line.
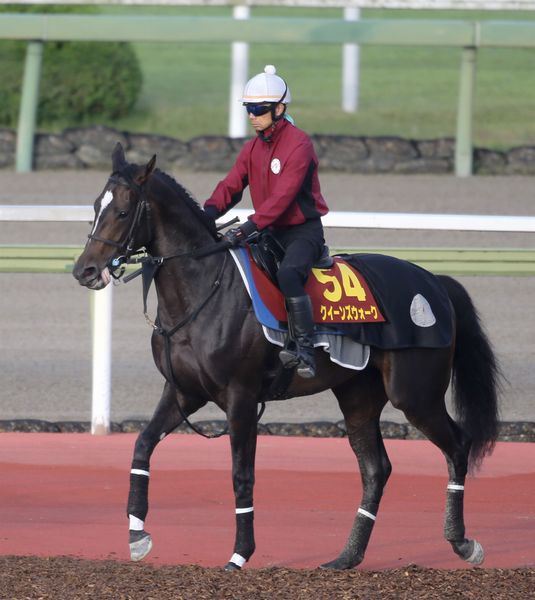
[149, 251, 231, 439]
[99, 172, 264, 439]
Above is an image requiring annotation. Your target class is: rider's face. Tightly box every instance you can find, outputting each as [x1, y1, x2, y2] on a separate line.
[248, 103, 285, 132]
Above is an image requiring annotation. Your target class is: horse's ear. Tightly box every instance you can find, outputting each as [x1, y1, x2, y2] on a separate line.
[140, 154, 157, 183]
[146, 154, 156, 176]
[112, 142, 126, 171]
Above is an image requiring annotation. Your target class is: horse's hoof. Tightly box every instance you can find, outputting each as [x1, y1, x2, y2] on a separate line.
[224, 562, 242, 571]
[320, 555, 360, 570]
[129, 532, 153, 562]
[451, 538, 485, 565]
[466, 540, 485, 565]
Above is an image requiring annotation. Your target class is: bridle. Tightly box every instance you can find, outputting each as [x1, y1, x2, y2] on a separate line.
[89, 169, 225, 278]
[88, 170, 152, 278]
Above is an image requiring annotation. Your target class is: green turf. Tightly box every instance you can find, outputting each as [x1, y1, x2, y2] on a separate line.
[41, 7, 535, 148]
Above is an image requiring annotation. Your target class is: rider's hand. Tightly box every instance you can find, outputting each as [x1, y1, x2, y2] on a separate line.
[223, 220, 257, 247]
[223, 227, 245, 247]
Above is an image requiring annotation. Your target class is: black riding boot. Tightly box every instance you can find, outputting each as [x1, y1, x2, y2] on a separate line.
[279, 295, 316, 379]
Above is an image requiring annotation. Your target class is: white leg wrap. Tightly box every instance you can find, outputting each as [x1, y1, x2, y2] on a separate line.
[447, 482, 465, 492]
[129, 514, 145, 531]
[235, 507, 254, 514]
[131, 468, 150, 477]
[358, 507, 376, 521]
[229, 553, 247, 568]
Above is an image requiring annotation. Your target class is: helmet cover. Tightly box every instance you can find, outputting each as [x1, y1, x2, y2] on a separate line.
[241, 65, 291, 104]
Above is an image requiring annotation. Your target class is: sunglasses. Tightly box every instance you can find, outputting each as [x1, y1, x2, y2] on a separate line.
[244, 103, 273, 117]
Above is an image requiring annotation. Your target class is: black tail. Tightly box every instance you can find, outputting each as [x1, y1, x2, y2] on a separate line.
[438, 275, 502, 470]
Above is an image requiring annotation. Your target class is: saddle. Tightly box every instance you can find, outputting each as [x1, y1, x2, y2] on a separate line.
[243, 233, 384, 328]
[248, 231, 334, 286]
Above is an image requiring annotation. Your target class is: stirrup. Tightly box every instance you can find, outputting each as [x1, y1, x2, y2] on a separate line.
[279, 344, 316, 378]
[279, 343, 300, 369]
[296, 346, 316, 379]
[296, 358, 315, 379]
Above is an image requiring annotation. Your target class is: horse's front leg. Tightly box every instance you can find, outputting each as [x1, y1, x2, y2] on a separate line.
[127, 381, 205, 561]
[224, 392, 259, 571]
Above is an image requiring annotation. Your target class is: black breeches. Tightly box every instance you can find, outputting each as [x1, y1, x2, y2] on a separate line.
[273, 220, 325, 298]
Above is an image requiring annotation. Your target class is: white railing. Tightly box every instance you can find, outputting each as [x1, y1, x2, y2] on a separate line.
[3, 203, 535, 434]
[5, 205, 535, 232]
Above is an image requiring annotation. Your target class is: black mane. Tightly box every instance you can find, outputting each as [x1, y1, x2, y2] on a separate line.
[152, 168, 219, 240]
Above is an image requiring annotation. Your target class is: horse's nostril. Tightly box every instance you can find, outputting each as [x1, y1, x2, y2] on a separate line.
[83, 266, 97, 279]
[73, 263, 97, 283]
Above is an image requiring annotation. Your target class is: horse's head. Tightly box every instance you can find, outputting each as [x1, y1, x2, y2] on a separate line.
[73, 143, 156, 289]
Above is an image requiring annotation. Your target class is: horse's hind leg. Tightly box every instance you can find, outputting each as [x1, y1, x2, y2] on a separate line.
[322, 367, 391, 570]
[127, 381, 205, 561]
[385, 348, 483, 565]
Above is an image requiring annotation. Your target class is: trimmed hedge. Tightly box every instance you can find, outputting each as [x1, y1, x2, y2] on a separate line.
[0, 5, 142, 127]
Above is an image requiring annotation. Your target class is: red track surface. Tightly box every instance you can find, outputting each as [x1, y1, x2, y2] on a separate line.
[1, 434, 533, 570]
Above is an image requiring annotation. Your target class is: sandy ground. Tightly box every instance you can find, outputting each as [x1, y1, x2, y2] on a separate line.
[0, 170, 534, 425]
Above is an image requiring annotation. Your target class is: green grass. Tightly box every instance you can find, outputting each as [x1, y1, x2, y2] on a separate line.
[37, 7, 535, 149]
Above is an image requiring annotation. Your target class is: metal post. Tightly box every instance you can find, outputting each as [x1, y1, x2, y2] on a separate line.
[342, 7, 360, 113]
[16, 41, 44, 173]
[228, 5, 250, 138]
[90, 285, 113, 435]
[455, 47, 477, 177]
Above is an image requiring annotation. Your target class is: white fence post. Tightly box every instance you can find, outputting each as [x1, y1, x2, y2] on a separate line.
[90, 285, 113, 435]
[228, 5, 250, 138]
[342, 6, 360, 113]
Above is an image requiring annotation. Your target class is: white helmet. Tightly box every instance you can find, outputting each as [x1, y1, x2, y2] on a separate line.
[241, 65, 291, 104]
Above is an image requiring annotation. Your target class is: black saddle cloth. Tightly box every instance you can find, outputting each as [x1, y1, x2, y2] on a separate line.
[328, 253, 454, 350]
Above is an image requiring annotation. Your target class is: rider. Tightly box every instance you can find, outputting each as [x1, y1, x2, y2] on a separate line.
[203, 65, 329, 379]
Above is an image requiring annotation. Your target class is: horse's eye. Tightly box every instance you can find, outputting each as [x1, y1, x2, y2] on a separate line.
[118, 210, 128, 218]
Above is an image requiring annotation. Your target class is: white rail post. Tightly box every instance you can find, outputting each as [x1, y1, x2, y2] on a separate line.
[342, 6, 360, 113]
[455, 47, 477, 177]
[228, 5, 250, 138]
[90, 285, 113, 435]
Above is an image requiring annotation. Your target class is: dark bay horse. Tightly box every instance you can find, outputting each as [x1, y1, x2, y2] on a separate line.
[73, 143, 500, 570]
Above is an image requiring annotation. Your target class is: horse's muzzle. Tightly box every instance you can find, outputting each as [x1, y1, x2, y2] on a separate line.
[73, 262, 111, 290]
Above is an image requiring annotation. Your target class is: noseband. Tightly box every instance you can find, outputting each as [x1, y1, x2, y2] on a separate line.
[88, 170, 151, 276]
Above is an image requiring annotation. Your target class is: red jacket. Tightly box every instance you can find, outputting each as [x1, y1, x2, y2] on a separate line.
[204, 118, 329, 230]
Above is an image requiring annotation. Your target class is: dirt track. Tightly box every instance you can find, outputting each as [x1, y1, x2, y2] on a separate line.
[0, 171, 534, 425]
[2, 556, 534, 600]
